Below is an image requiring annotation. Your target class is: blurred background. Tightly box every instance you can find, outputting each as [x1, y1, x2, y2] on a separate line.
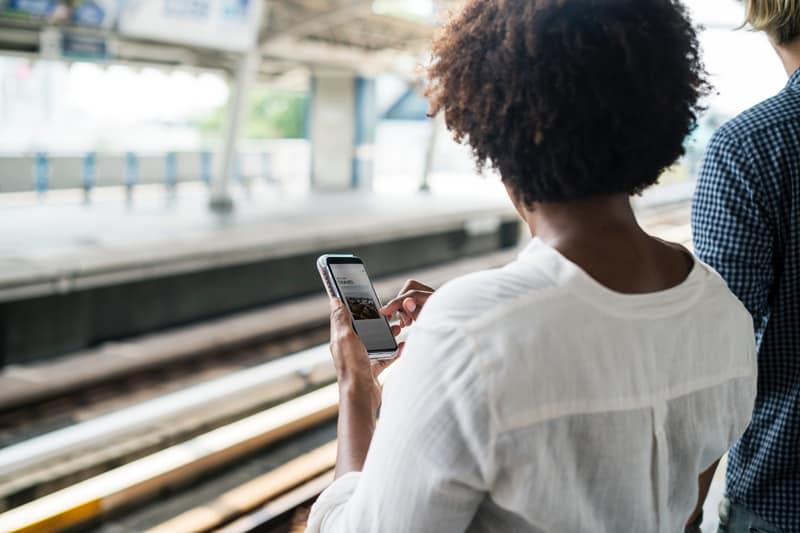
[0, 0, 787, 201]
[0, 1, 788, 532]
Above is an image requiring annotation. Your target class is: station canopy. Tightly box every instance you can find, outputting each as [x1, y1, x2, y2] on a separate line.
[0, 0, 455, 82]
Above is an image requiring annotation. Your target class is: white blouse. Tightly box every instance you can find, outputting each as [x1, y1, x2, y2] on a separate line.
[307, 238, 757, 533]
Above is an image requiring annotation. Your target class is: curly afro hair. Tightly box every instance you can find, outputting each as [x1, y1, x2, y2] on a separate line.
[426, 0, 710, 206]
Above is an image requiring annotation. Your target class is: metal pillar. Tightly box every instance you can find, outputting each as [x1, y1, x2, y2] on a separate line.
[353, 76, 376, 189]
[420, 114, 441, 192]
[210, 49, 258, 212]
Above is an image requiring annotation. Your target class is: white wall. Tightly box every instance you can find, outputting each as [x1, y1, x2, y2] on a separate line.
[310, 73, 356, 190]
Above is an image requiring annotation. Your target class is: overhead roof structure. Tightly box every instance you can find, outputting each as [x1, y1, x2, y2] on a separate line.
[0, 0, 445, 83]
[259, 0, 441, 84]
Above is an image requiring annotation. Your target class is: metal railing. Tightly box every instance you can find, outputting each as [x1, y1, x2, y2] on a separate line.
[0, 140, 311, 199]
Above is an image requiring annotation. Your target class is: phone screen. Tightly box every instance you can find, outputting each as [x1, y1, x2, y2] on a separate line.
[329, 262, 397, 353]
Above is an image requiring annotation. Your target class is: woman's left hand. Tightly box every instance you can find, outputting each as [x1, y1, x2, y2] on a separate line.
[329, 298, 402, 410]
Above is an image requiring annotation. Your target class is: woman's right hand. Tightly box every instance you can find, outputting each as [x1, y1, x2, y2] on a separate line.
[380, 279, 435, 334]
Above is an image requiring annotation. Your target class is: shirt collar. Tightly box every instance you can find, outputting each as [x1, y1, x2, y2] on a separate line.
[788, 67, 800, 88]
[516, 237, 706, 318]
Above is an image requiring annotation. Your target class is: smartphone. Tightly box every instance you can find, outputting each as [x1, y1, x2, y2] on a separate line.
[317, 254, 398, 360]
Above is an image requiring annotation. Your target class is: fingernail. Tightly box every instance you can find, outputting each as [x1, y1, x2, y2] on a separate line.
[405, 300, 416, 312]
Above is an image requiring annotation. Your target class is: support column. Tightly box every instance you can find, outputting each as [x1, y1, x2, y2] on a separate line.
[310, 72, 376, 190]
[420, 114, 441, 192]
[210, 49, 258, 211]
[353, 76, 376, 189]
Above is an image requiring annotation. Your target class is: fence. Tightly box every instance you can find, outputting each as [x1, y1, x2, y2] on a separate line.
[0, 140, 311, 197]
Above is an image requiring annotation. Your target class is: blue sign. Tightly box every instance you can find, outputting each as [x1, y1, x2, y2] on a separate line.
[119, 0, 262, 53]
[61, 31, 109, 61]
[7, 0, 56, 17]
[72, 0, 107, 26]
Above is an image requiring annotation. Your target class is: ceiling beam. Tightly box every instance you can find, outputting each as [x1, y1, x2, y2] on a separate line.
[262, 38, 419, 77]
[261, 0, 373, 48]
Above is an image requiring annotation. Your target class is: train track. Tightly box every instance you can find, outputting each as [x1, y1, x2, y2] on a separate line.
[0, 247, 524, 530]
[0, 202, 693, 533]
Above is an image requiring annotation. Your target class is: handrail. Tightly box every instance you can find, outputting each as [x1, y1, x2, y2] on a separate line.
[0, 141, 311, 198]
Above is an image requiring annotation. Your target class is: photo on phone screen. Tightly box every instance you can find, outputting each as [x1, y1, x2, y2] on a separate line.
[328, 262, 397, 353]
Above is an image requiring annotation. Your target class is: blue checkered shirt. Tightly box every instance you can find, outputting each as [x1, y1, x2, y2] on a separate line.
[692, 68, 800, 530]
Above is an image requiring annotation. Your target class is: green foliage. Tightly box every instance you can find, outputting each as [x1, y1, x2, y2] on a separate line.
[199, 107, 225, 138]
[245, 89, 307, 139]
[200, 89, 307, 140]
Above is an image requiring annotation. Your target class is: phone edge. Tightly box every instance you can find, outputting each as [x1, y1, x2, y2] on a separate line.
[317, 254, 398, 359]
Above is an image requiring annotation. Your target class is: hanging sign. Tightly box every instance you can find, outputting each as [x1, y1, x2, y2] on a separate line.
[118, 0, 263, 52]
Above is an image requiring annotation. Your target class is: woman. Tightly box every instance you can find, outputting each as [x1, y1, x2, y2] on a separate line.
[307, 1, 757, 531]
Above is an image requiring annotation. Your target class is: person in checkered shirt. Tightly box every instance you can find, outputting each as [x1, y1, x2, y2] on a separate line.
[692, 1, 800, 531]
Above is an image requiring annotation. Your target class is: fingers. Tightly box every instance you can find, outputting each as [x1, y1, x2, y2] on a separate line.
[396, 308, 412, 327]
[380, 279, 431, 315]
[401, 279, 435, 293]
[379, 280, 435, 340]
[403, 297, 420, 320]
[380, 289, 433, 319]
[379, 296, 405, 317]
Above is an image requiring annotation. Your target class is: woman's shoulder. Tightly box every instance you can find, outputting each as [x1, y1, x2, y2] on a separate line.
[416, 259, 558, 329]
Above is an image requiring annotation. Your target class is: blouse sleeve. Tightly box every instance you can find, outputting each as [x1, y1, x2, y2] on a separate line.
[306, 323, 495, 533]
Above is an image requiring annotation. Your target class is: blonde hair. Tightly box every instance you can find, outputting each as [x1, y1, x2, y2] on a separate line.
[743, 0, 800, 44]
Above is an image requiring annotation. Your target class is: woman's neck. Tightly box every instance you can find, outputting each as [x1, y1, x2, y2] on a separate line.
[522, 194, 691, 294]
[527, 194, 646, 250]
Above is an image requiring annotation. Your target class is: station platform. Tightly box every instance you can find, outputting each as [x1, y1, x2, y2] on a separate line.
[0, 180, 521, 366]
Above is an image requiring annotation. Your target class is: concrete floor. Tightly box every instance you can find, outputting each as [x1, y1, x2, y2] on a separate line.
[0, 180, 515, 298]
